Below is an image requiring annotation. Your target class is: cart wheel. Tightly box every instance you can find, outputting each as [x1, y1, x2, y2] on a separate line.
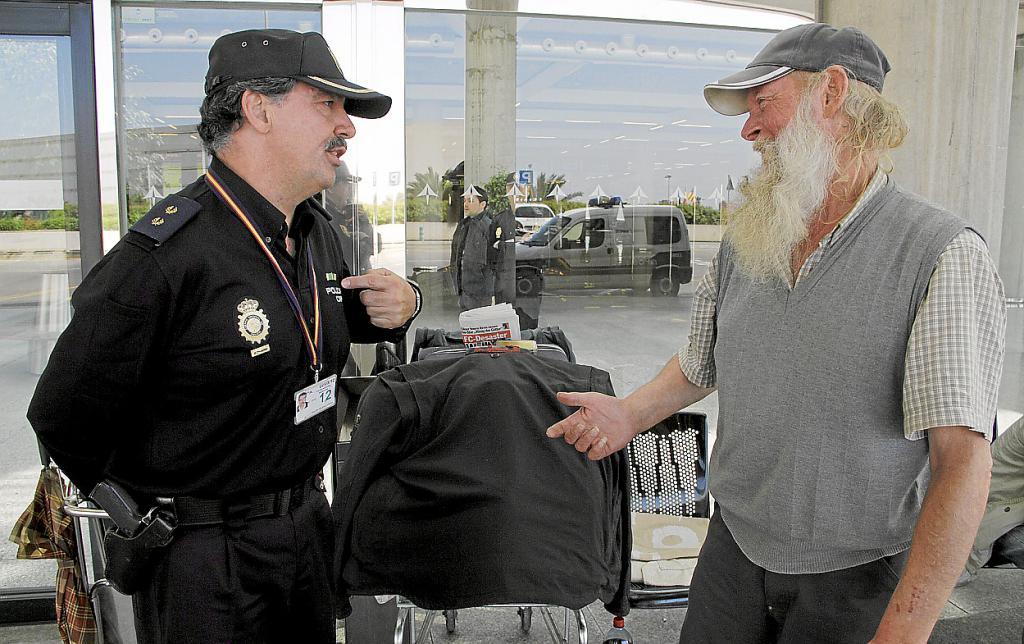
[518, 606, 533, 633]
[444, 609, 457, 634]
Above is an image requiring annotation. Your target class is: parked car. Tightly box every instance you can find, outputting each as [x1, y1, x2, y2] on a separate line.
[514, 203, 556, 239]
[515, 203, 692, 296]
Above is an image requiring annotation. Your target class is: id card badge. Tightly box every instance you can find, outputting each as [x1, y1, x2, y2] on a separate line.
[294, 374, 337, 425]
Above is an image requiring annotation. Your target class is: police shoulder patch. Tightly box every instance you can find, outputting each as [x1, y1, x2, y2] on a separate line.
[129, 195, 201, 246]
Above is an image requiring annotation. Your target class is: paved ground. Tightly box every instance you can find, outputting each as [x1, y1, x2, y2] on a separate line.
[6, 566, 1023, 643]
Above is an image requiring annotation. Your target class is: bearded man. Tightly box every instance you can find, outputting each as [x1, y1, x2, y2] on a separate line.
[547, 23, 1005, 643]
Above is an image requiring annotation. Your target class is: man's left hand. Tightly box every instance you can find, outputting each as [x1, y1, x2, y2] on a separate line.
[342, 268, 416, 329]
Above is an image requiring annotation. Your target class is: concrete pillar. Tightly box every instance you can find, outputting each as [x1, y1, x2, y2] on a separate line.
[465, 1, 517, 186]
[1000, 28, 1024, 300]
[819, 1, 1018, 261]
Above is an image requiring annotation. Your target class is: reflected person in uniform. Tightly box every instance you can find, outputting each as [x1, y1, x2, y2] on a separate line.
[28, 29, 420, 643]
[324, 160, 376, 275]
[488, 173, 518, 306]
[548, 23, 1004, 644]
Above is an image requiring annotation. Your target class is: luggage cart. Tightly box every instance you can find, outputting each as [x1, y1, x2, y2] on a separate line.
[62, 487, 136, 644]
[403, 331, 583, 640]
[334, 348, 594, 643]
[393, 601, 588, 644]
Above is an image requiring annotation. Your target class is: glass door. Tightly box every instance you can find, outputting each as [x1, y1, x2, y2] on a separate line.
[0, 1, 101, 623]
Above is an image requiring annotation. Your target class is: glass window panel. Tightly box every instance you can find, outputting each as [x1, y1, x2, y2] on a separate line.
[0, 33, 79, 592]
[116, 5, 321, 228]
[647, 215, 682, 245]
[405, 9, 773, 392]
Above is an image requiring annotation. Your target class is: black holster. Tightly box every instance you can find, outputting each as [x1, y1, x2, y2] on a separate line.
[91, 480, 176, 595]
[102, 513, 175, 595]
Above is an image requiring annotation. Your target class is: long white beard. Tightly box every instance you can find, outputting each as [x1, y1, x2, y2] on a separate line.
[725, 95, 838, 283]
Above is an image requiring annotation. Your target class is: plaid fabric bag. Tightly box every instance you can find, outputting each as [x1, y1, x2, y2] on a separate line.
[10, 467, 97, 644]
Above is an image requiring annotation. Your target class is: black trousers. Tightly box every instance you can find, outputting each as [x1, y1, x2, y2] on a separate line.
[132, 490, 335, 644]
[679, 511, 907, 644]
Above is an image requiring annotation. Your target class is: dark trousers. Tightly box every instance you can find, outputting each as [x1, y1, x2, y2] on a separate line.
[132, 490, 335, 644]
[679, 511, 907, 644]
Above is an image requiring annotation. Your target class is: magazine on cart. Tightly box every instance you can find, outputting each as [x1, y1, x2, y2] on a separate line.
[459, 303, 522, 348]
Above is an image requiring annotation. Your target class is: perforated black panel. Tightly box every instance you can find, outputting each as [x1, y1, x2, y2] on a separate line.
[627, 413, 708, 517]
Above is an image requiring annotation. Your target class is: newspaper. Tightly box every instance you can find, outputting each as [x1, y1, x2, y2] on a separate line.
[459, 303, 521, 348]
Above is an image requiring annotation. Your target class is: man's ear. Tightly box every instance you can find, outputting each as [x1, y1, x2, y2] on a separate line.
[239, 89, 273, 134]
[821, 65, 849, 120]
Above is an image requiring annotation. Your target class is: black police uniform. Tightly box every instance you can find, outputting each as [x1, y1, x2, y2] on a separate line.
[448, 212, 495, 311]
[489, 206, 517, 305]
[28, 157, 416, 642]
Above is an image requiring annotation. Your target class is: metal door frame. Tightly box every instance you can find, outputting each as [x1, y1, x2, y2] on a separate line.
[0, 0, 102, 624]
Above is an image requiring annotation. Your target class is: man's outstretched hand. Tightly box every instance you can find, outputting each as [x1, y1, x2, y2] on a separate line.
[546, 391, 640, 460]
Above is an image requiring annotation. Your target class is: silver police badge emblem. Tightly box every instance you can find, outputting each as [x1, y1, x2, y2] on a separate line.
[237, 298, 269, 344]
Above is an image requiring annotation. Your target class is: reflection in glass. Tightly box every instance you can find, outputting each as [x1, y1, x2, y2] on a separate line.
[523, 215, 567, 246]
[115, 5, 321, 227]
[0, 34, 78, 591]
[405, 10, 773, 389]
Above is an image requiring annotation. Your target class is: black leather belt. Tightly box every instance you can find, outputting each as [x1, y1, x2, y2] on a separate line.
[169, 475, 324, 527]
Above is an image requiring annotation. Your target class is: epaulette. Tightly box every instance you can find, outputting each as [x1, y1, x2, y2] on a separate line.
[129, 194, 201, 246]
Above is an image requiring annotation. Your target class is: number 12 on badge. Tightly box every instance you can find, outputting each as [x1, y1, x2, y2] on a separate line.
[293, 374, 337, 425]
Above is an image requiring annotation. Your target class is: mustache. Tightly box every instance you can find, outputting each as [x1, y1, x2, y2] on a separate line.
[324, 137, 348, 152]
[752, 138, 775, 158]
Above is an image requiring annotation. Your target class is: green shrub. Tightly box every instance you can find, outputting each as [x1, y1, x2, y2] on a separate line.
[483, 172, 512, 218]
[46, 201, 79, 225]
[0, 217, 23, 231]
[545, 199, 585, 213]
[682, 204, 721, 225]
[42, 215, 77, 230]
[406, 197, 443, 222]
[127, 193, 150, 225]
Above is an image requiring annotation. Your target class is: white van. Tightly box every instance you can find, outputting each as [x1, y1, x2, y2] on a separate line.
[514, 203, 556, 239]
[515, 203, 692, 296]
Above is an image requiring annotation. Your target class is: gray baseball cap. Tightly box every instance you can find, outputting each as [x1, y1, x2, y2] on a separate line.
[704, 23, 891, 116]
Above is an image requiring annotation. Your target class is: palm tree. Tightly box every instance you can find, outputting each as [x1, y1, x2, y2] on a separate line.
[534, 172, 582, 202]
[405, 167, 445, 222]
[405, 167, 442, 202]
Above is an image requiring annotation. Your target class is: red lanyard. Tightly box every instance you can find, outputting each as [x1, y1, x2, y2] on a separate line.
[206, 170, 323, 378]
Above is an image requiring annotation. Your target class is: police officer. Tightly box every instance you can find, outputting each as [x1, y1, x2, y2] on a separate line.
[490, 174, 517, 306]
[28, 29, 420, 643]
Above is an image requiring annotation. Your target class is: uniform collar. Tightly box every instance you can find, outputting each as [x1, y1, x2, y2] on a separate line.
[208, 156, 318, 239]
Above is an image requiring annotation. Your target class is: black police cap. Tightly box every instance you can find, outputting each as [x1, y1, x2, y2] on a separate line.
[205, 29, 392, 119]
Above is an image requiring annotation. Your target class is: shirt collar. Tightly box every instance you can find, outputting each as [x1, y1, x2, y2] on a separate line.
[823, 167, 888, 247]
[208, 156, 319, 239]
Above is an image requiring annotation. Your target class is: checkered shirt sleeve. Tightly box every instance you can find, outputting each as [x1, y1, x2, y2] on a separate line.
[903, 229, 1006, 440]
[678, 252, 719, 388]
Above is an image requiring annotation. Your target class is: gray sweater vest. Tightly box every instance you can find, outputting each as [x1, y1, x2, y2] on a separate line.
[713, 180, 967, 573]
